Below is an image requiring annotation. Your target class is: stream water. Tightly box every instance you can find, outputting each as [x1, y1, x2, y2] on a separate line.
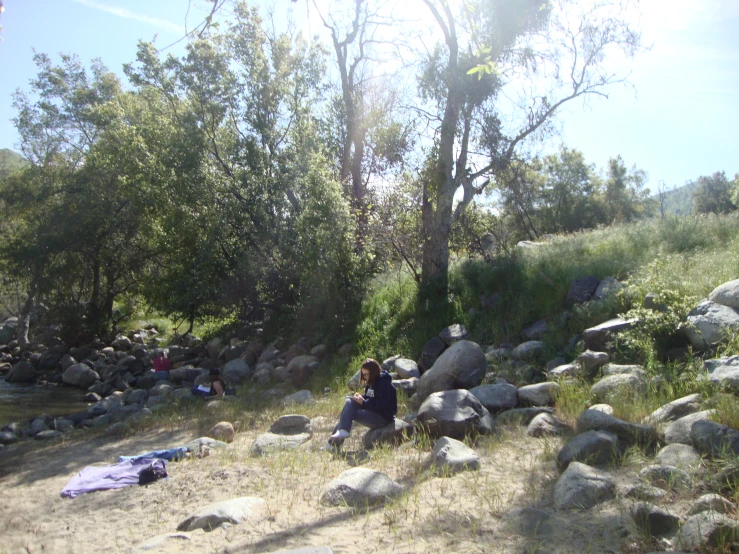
[0, 378, 89, 425]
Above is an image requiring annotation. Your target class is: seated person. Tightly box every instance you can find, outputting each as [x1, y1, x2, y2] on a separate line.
[191, 368, 225, 398]
[151, 351, 171, 381]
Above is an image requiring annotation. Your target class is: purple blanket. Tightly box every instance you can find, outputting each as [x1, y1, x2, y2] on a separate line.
[61, 458, 166, 499]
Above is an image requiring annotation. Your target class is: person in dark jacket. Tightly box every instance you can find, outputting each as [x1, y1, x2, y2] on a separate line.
[327, 358, 397, 447]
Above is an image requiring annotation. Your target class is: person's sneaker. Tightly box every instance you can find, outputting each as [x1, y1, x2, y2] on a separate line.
[330, 429, 350, 440]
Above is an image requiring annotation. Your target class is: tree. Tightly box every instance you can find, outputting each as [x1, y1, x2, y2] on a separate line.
[602, 155, 651, 222]
[693, 171, 737, 215]
[417, 0, 642, 301]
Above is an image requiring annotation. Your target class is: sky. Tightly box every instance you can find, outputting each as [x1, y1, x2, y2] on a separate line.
[0, 0, 737, 192]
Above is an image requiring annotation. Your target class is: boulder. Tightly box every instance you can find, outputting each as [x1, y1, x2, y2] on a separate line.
[685, 300, 739, 349]
[623, 483, 667, 502]
[565, 276, 600, 307]
[576, 409, 657, 446]
[557, 430, 620, 470]
[270, 414, 312, 435]
[593, 276, 622, 302]
[655, 444, 702, 469]
[439, 324, 469, 346]
[177, 497, 265, 532]
[576, 350, 609, 377]
[391, 377, 418, 395]
[249, 432, 311, 456]
[282, 390, 314, 405]
[664, 410, 715, 445]
[548, 363, 580, 379]
[426, 436, 480, 475]
[496, 407, 555, 426]
[590, 373, 646, 401]
[30, 418, 49, 435]
[5, 361, 36, 383]
[704, 356, 739, 391]
[639, 465, 691, 489]
[643, 394, 702, 425]
[184, 437, 229, 452]
[418, 336, 446, 372]
[588, 404, 614, 415]
[0, 431, 18, 445]
[319, 467, 403, 507]
[582, 318, 635, 351]
[62, 363, 100, 389]
[381, 355, 401, 371]
[470, 383, 519, 413]
[363, 419, 414, 450]
[416, 340, 486, 401]
[510, 341, 544, 361]
[690, 419, 739, 457]
[209, 422, 235, 443]
[222, 358, 252, 385]
[416, 389, 496, 439]
[521, 319, 548, 341]
[553, 462, 616, 509]
[286, 355, 319, 387]
[709, 279, 739, 309]
[394, 358, 420, 379]
[630, 502, 680, 536]
[601, 364, 646, 376]
[517, 382, 560, 407]
[35, 430, 63, 440]
[526, 413, 568, 437]
[688, 494, 736, 516]
[676, 511, 739, 551]
[258, 344, 280, 364]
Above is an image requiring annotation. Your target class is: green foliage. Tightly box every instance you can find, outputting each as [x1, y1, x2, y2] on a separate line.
[693, 171, 737, 215]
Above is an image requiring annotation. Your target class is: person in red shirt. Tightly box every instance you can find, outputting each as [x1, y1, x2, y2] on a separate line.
[152, 351, 171, 381]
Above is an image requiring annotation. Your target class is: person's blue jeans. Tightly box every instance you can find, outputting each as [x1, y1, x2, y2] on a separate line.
[331, 398, 391, 445]
[153, 371, 170, 381]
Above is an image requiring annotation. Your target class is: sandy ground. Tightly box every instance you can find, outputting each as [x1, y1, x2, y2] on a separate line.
[0, 411, 664, 554]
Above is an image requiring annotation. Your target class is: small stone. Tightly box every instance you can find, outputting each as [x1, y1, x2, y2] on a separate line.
[426, 436, 480, 475]
[688, 494, 736, 516]
[320, 467, 403, 508]
[209, 422, 235, 443]
[630, 502, 680, 536]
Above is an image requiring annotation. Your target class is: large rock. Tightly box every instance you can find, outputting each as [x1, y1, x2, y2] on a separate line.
[577, 409, 657, 446]
[685, 300, 739, 349]
[548, 363, 580, 379]
[320, 467, 403, 507]
[426, 436, 480, 475]
[688, 494, 737, 516]
[5, 361, 36, 383]
[391, 377, 418, 395]
[690, 419, 739, 457]
[416, 389, 496, 439]
[704, 356, 739, 391]
[593, 276, 622, 302]
[394, 358, 420, 379]
[643, 394, 702, 425]
[419, 337, 446, 372]
[282, 390, 314, 405]
[526, 412, 568, 438]
[416, 340, 486, 401]
[177, 497, 265, 531]
[639, 465, 691, 489]
[469, 383, 519, 413]
[557, 430, 620, 470]
[270, 414, 312, 435]
[553, 462, 616, 509]
[709, 279, 739, 310]
[601, 364, 646, 376]
[510, 341, 545, 362]
[286, 355, 319, 387]
[495, 407, 555, 426]
[676, 511, 739, 551]
[590, 373, 647, 401]
[655, 443, 702, 469]
[209, 422, 235, 443]
[517, 382, 559, 407]
[664, 410, 715, 445]
[439, 324, 468, 346]
[565, 276, 600, 307]
[249, 432, 311, 456]
[576, 350, 609, 378]
[582, 318, 635, 351]
[630, 502, 680, 537]
[222, 358, 252, 385]
[62, 363, 100, 389]
[363, 419, 414, 450]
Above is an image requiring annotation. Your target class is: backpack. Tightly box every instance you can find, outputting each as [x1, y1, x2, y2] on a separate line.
[138, 460, 168, 485]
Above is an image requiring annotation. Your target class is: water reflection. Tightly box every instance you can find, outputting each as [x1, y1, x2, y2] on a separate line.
[0, 378, 88, 424]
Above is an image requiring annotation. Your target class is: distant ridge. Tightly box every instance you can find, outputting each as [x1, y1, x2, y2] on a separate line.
[0, 148, 28, 175]
[653, 181, 699, 216]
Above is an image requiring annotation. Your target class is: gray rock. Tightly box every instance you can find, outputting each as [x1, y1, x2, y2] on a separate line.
[709, 279, 739, 310]
[690, 419, 739, 457]
[630, 502, 680, 536]
[557, 430, 620, 470]
[54, 419, 75, 433]
[565, 275, 600, 307]
[590, 373, 646, 401]
[553, 461, 616, 509]
[676, 511, 739, 551]
[522, 319, 548, 341]
[35, 430, 63, 440]
[31, 418, 49, 435]
[126, 389, 148, 405]
[576, 350, 610, 377]
[426, 436, 480, 475]
[249, 432, 311, 456]
[601, 363, 646, 376]
[577, 409, 657, 446]
[381, 355, 401, 371]
[286, 355, 319, 387]
[510, 341, 545, 361]
[222, 358, 252, 385]
[282, 390, 314, 405]
[470, 383, 519, 413]
[526, 412, 568, 437]
[517, 382, 560, 407]
[391, 377, 418, 395]
[319, 467, 403, 507]
[664, 410, 715, 445]
[347, 369, 362, 391]
[623, 483, 667, 501]
[419, 337, 446, 372]
[655, 444, 702, 469]
[643, 394, 702, 425]
[704, 356, 739, 391]
[0, 431, 18, 445]
[593, 276, 622, 302]
[548, 363, 580, 379]
[439, 324, 468, 346]
[688, 494, 736, 516]
[588, 404, 614, 415]
[546, 357, 566, 371]
[416, 340, 486, 401]
[177, 497, 265, 531]
[639, 465, 691, 489]
[496, 407, 555, 425]
[583, 318, 635, 351]
[363, 419, 414, 450]
[62, 363, 100, 389]
[416, 389, 496, 439]
[209, 422, 235, 443]
[184, 437, 229, 452]
[394, 358, 420, 379]
[6, 361, 36, 383]
[685, 300, 739, 349]
[270, 414, 312, 435]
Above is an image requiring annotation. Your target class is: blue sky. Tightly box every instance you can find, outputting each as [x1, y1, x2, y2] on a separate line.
[0, 0, 737, 191]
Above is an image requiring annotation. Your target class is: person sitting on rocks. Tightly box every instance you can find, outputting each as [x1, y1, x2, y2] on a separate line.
[327, 358, 397, 448]
[191, 368, 225, 398]
[152, 351, 171, 381]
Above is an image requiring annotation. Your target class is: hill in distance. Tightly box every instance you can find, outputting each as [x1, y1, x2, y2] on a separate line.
[0, 148, 28, 176]
[652, 180, 699, 216]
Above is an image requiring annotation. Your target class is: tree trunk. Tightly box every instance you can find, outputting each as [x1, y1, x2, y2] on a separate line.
[17, 278, 37, 349]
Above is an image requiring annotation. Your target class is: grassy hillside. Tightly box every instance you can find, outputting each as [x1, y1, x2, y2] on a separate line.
[0, 148, 27, 176]
[653, 181, 699, 216]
